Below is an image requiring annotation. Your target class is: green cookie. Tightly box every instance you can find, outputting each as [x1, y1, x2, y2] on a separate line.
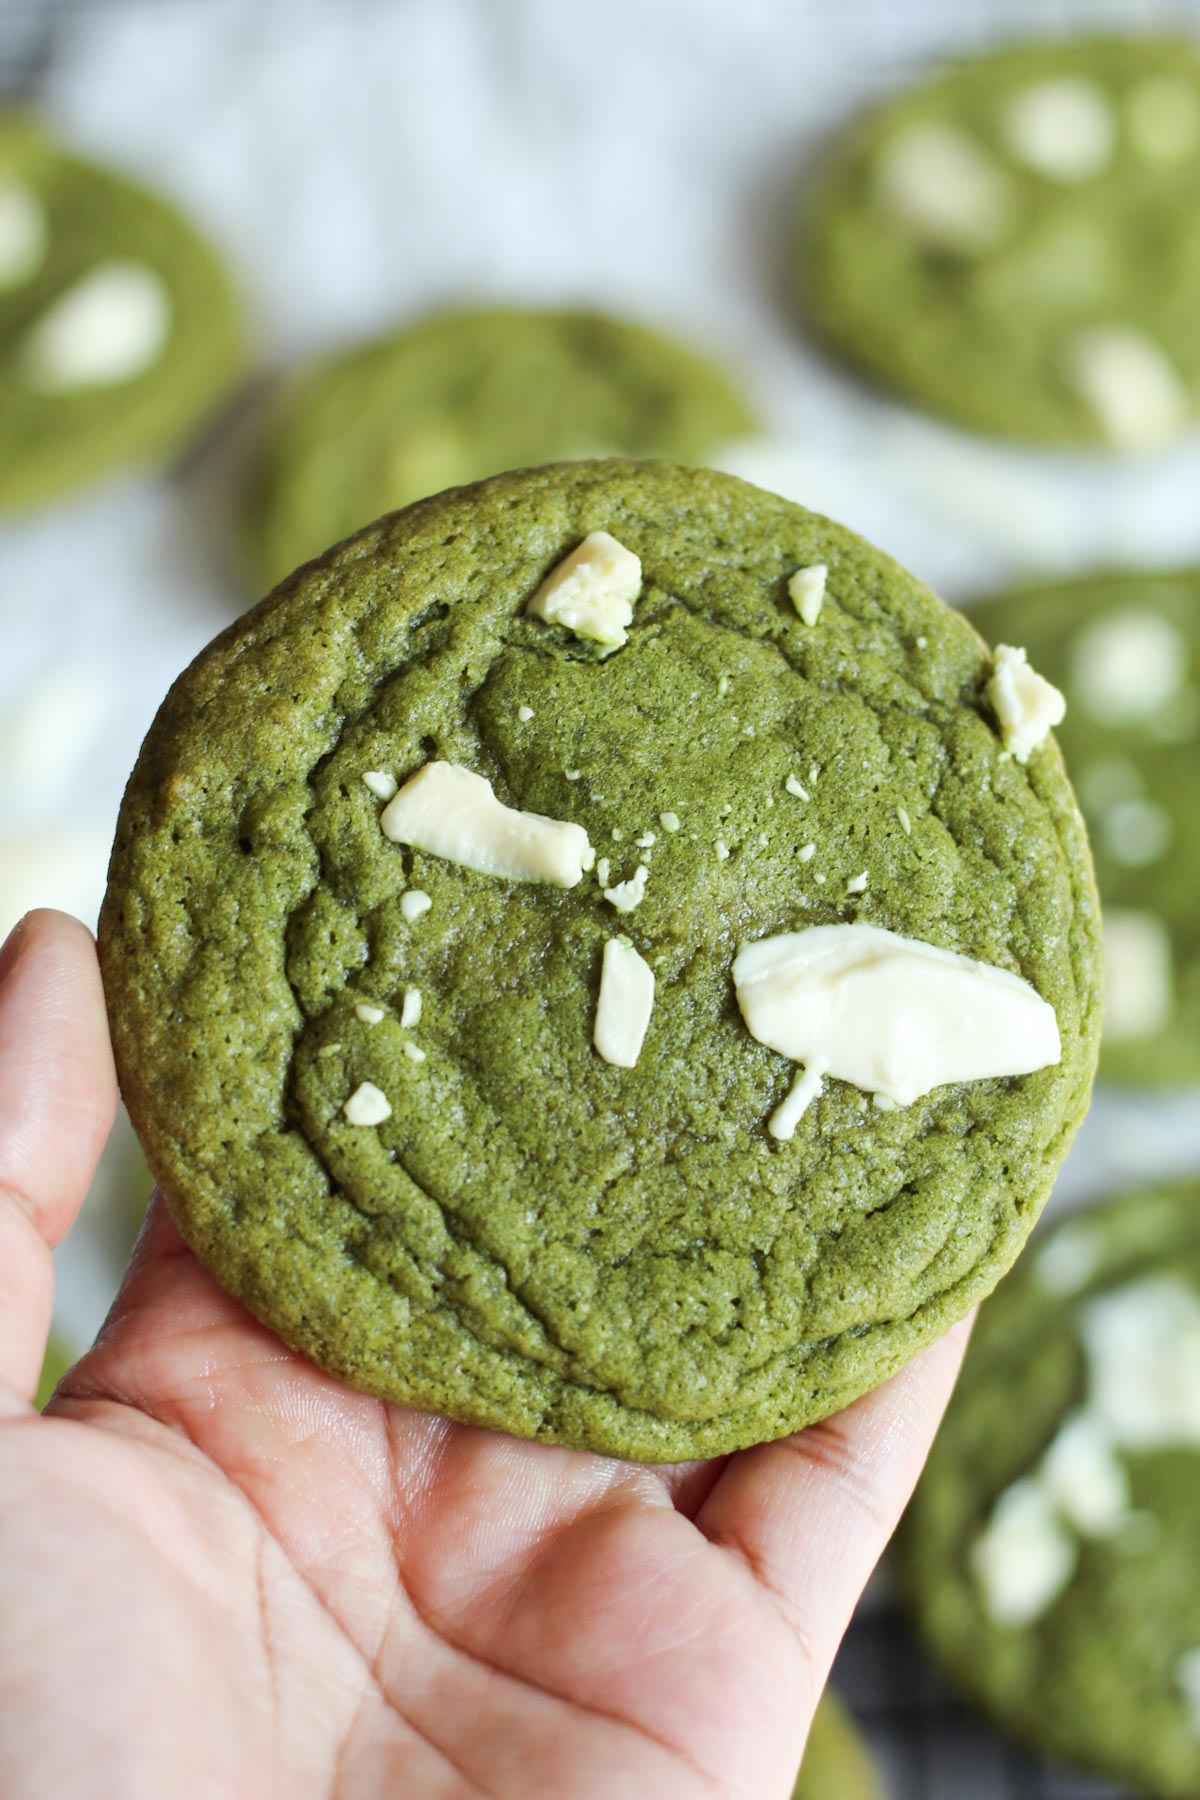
[801, 36, 1200, 449]
[99, 460, 1100, 1461]
[242, 305, 756, 591]
[971, 568, 1200, 1084]
[36, 1332, 74, 1410]
[0, 114, 245, 509]
[901, 1181, 1200, 1799]
[793, 1692, 883, 1800]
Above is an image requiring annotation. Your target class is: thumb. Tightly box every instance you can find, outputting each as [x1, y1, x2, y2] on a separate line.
[0, 910, 116, 1411]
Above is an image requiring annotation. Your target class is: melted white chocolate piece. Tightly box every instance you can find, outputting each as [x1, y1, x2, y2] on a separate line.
[526, 531, 642, 650]
[381, 761, 590, 887]
[594, 938, 655, 1069]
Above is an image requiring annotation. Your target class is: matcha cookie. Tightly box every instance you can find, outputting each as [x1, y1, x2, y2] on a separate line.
[243, 305, 755, 591]
[971, 568, 1200, 1084]
[793, 1692, 883, 1800]
[901, 1181, 1200, 1798]
[36, 1333, 74, 1410]
[99, 460, 1100, 1460]
[0, 114, 245, 510]
[801, 36, 1200, 449]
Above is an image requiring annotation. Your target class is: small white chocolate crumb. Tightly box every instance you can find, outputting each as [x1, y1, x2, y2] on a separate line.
[526, 530, 641, 649]
[788, 563, 827, 626]
[798, 842, 816, 862]
[565, 768, 582, 781]
[1003, 78, 1115, 182]
[814, 872, 826, 885]
[596, 856, 611, 887]
[717, 673, 730, 697]
[22, 260, 171, 391]
[785, 773, 810, 800]
[897, 805, 912, 835]
[0, 178, 46, 288]
[988, 644, 1067, 762]
[1062, 325, 1189, 450]
[659, 811, 681, 833]
[400, 987, 422, 1029]
[344, 1082, 391, 1126]
[517, 705, 534, 721]
[604, 864, 649, 914]
[916, 637, 927, 651]
[611, 827, 623, 841]
[363, 769, 398, 801]
[355, 1003, 385, 1025]
[594, 937, 656, 1069]
[847, 871, 868, 894]
[403, 1042, 426, 1063]
[319, 1042, 343, 1057]
[400, 889, 432, 922]
[715, 840, 730, 861]
[580, 845, 596, 872]
[873, 1093, 900, 1112]
[635, 831, 656, 848]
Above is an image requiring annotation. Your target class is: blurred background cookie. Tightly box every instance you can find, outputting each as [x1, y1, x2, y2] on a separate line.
[793, 1691, 884, 1799]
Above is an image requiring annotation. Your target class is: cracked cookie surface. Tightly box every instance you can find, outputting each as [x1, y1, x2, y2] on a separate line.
[99, 461, 1101, 1460]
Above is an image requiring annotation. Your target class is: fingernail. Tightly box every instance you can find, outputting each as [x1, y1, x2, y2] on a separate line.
[0, 916, 28, 990]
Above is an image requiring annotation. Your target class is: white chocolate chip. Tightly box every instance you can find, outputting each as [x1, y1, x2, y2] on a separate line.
[1034, 1219, 1104, 1296]
[846, 870, 868, 894]
[604, 864, 648, 914]
[659, 811, 680, 833]
[22, 260, 171, 391]
[1080, 1276, 1200, 1450]
[595, 857, 610, 887]
[400, 889, 432, 922]
[526, 531, 641, 650]
[877, 122, 1012, 252]
[0, 177, 46, 288]
[988, 644, 1066, 762]
[1040, 1411, 1129, 1536]
[403, 1042, 426, 1063]
[798, 842, 816, 862]
[517, 705, 534, 721]
[717, 673, 730, 697]
[897, 806, 912, 835]
[1003, 79, 1115, 182]
[1176, 1648, 1200, 1736]
[788, 564, 827, 626]
[363, 769, 398, 801]
[734, 922, 1060, 1119]
[1103, 797, 1171, 867]
[397, 987, 420, 1028]
[785, 773, 809, 800]
[381, 761, 590, 887]
[715, 840, 730, 861]
[1102, 908, 1172, 1043]
[594, 937, 655, 1068]
[344, 1081, 391, 1126]
[1072, 610, 1187, 723]
[970, 1478, 1077, 1628]
[1127, 77, 1200, 163]
[635, 831, 656, 848]
[581, 845, 596, 872]
[768, 1063, 826, 1140]
[1062, 326, 1189, 450]
[355, 1002, 385, 1024]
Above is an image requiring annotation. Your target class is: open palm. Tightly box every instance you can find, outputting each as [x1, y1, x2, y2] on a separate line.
[0, 912, 967, 1799]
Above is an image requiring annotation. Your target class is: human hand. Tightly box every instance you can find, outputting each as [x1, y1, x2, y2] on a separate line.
[0, 910, 968, 1799]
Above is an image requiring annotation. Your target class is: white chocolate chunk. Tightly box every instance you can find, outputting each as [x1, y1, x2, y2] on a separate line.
[1003, 79, 1115, 182]
[877, 123, 1012, 252]
[400, 986, 422, 1028]
[798, 842, 816, 862]
[715, 840, 730, 862]
[517, 705, 534, 721]
[526, 531, 642, 649]
[22, 260, 171, 391]
[1062, 326, 1189, 450]
[594, 937, 655, 1068]
[0, 177, 46, 287]
[1080, 1276, 1200, 1450]
[1040, 1411, 1129, 1536]
[846, 870, 868, 894]
[733, 923, 1059, 1113]
[355, 1002, 385, 1024]
[635, 831, 656, 849]
[988, 644, 1066, 762]
[1072, 610, 1187, 723]
[1104, 797, 1171, 866]
[785, 774, 809, 800]
[1102, 908, 1172, 1043]
[659, 811, 680, 833]
[1034, 1219, 1104, 1296]
[400, 889, 432, 922]
[604, 863, 648, 914]
[768, 1063, 826, 1140]
[403, 1042, 426, 1063]
[970, 1478, 1077, 1628]
[897, 806, 911, 835]
[788, 563, 827, 625]
[344, 1081, 391, 1126]
[1176, 1647, 1200, 1736]
[1127, 77, 1200, 163]
[362, 769, 398, 801]
[381, 761, 590, 887]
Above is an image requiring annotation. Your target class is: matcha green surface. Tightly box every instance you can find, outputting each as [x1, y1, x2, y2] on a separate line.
[99, 460, 1101, 1460]
[243, 305, 756, 591]
[971, 568, 1200, 1085]
[0, 114, 245, 510]
[801, 36, 1200, 447]
[901, 1182, 1200, 1798]
[793, 1691, 883, 1800]
[36, 1333, 74, 1411]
